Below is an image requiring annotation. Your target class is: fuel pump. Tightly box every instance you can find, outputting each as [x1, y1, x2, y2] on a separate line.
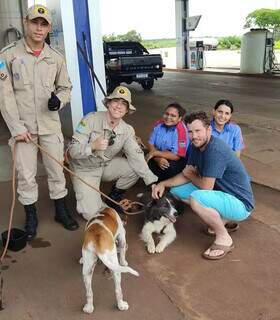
[189, 40, 204, 70]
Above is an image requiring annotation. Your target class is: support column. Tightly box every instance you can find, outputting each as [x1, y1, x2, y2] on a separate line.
[88, 0, 106, 111]
[175, 0, 189, 69]
[46, 0, 105, 133]
[59, 0, 83, 131]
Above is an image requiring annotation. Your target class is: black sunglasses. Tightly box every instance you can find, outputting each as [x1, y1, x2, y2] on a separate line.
[108, 130, 116, 146]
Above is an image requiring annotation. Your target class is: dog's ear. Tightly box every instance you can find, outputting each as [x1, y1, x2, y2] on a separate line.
[168, 192, 185, 215]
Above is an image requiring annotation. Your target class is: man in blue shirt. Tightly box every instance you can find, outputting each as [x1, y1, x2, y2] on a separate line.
[152, 111, 254, 260]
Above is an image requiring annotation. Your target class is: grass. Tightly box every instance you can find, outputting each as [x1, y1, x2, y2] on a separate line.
[141, 39, 176, 49]
[140, 37, 280, 50]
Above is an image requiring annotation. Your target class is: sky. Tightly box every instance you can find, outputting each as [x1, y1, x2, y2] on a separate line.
[100, 0, 280, 39]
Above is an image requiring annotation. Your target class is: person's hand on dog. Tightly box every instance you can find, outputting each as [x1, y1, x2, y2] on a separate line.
[151, 183, 165, 199]
[91, 136, 108, 151]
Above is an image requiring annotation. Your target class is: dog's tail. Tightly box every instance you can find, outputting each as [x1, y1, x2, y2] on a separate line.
[98, 254, 139, 277]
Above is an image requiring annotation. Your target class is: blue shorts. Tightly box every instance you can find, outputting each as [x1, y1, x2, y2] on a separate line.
[170, 183, 250, 221]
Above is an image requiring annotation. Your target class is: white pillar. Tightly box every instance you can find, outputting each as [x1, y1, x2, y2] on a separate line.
[175, 0, 189, 69]
[60, 0, 83, 129]
[88, 0, 106, 111]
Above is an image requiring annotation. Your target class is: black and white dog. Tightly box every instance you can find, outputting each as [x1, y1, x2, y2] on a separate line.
[138, 192, 184, 253]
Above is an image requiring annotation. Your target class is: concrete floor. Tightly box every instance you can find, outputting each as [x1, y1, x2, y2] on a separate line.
[1, 71, 280, 320]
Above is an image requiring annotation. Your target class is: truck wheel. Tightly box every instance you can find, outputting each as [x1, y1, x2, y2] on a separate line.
[141, 79, 154, 90]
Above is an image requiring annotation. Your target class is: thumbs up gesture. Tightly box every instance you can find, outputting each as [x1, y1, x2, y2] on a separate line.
[48, 92, 61, 111]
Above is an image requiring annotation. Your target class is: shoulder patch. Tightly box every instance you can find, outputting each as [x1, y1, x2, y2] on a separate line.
[179, 140, 186, 148]
[0, 60, 5, 70]
[0, 41, 17, 53]
[75, 119, 88, 134]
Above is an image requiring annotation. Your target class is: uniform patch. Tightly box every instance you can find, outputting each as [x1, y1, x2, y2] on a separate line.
[179, 141, 186, 148]
[75, 120, 87, 133]
[0, 60, 5, 70]
[0, 72, 7, 81]
[34, 6, 49, 16]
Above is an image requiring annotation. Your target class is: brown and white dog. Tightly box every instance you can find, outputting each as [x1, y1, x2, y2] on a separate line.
[80, 207, 139, 314]
[139, 192, 184, 253]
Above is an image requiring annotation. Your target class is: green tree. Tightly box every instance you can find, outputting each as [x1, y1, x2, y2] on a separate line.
[244, 8, 280, 29]
[103, 33, 118, 42]
[103, 30, 142, 42]
[218, 36, 241, 49]
[119, 30, 142, 42]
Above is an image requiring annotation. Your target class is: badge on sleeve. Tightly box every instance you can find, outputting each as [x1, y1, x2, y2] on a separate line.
[179, 140, 186, 148]
[75, 120, 87, 133]
[0, 60, 7, 81]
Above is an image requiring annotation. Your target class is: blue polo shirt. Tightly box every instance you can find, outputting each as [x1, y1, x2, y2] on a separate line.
[188, 136, 254, 211]
[149, 121, 189, 157]
[211, 120, 244, 152]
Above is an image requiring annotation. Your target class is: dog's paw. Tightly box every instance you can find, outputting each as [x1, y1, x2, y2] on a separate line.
[79, 257, 83, 264]
[155, 243, 166, 253]
[147, 243, 156, 254]
[117, 300, 129, 311]
[83, 303, 94, 314]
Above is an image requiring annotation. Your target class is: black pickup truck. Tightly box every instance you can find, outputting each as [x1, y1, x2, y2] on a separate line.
[104, 41, 164, 92]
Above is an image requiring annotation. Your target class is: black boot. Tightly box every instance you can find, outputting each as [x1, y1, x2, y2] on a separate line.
[24, 203, 38, 240]
[105, 184, 126, 215]
[54, 197, 79, 231]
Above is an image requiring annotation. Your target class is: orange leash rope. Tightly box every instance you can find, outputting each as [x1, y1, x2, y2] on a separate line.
[30, 139, 145, 216]
[0, 142, 17, 310]
[0, 139, 145, 310]
[0, 143, 16, 261]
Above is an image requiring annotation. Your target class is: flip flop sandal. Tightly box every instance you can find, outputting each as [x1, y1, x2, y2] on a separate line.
[203, 222, 239, 236]
[202, 243, 235, 260]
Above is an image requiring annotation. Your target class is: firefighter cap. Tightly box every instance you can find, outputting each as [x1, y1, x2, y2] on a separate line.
[26, 5, 52, 25]
[103, 86, 136, 113]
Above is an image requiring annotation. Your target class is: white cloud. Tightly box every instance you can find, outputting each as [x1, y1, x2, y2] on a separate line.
[191, 0, 280, 37]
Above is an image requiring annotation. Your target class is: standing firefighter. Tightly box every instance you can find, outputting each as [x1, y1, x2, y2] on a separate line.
[0, 4, 79, 240]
